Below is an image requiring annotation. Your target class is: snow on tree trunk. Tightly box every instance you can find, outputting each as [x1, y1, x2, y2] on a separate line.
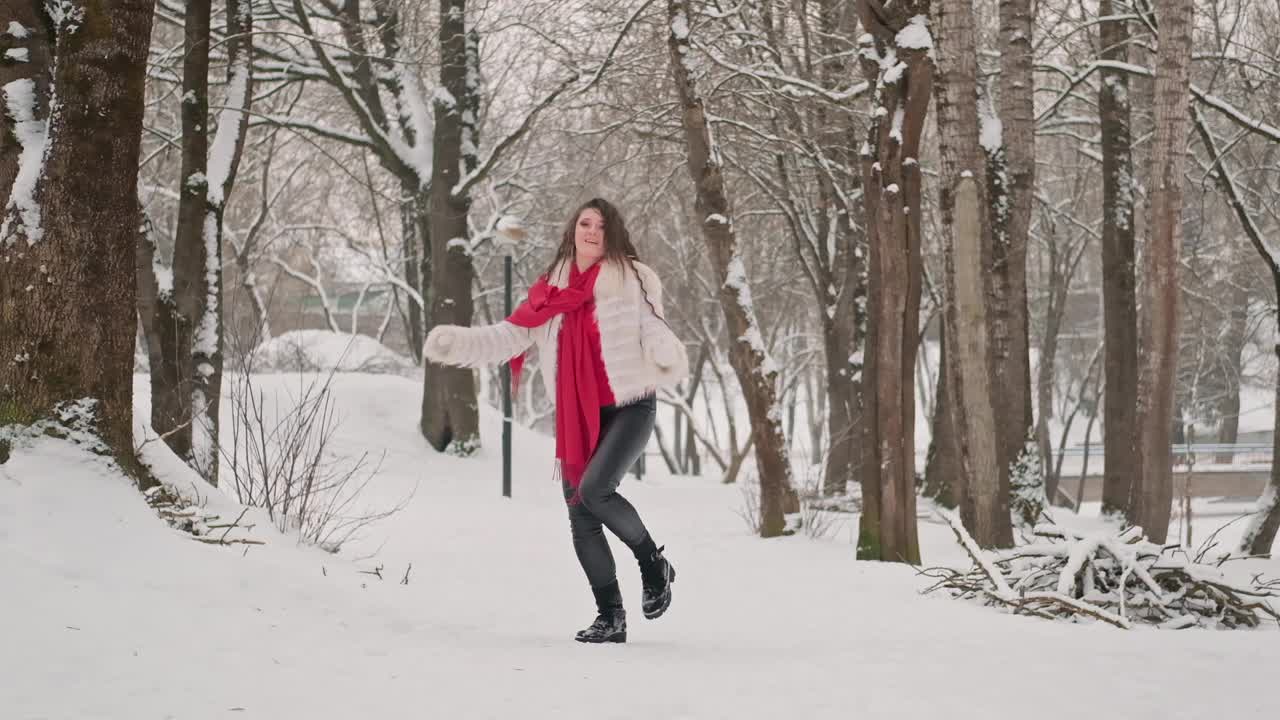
[853, 3, 931, 562]
[156, 0, 213, 471]
[1097, 0, 1140, 520]
[0, 0, 156, 464]
[1131, 0, 1194, 544]
[667, 0, 796, 538]
[194, 0, 253, 481]
[136, 209, 178, 398]
[420, 0, 481, 455]
[148, 0, 252, 486]
[932, 0, 1012, 549]
[0, 5, 52, 246]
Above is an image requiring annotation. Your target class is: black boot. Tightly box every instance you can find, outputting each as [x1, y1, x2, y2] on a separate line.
[637, 542, 676, 620]
[576, 581, 627, 644]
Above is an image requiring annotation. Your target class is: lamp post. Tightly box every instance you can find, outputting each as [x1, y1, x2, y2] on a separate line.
[495, 215, 526, 498]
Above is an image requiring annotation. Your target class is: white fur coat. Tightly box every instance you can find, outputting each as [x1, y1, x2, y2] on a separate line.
[423, 259, 689, 405]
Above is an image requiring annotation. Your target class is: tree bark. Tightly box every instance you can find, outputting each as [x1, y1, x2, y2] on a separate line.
[1037, 234, 1067, 504]
[0, 0, 156, 467]
[932, 0, 1012, 548]
[400, 181, 424, 364]
[1098, 0, 1140, 519]
[854, 1, 931, 562]
[152, 0, 213, 468]
[1130, 0, 1194, 543]
[991, 0, 1035, 502]
[420, 0, 480, 454]
[1215, 280, 1249, 462]
[667, 0, 796, 537]
[924, 327, 959, 508]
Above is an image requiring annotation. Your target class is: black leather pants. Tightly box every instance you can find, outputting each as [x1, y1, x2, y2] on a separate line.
[563, 395, 657, 589]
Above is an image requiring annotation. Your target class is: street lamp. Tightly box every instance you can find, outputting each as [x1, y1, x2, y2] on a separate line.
[494, 215, 526, 498]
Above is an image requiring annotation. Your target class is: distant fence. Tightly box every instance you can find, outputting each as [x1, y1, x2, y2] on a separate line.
[1054, 442, 1272, 467]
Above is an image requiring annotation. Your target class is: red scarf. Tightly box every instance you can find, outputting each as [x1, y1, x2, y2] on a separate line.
[507, 261, 606, 498]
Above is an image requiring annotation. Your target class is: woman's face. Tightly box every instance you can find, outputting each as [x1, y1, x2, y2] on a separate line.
[573, 208, 606, 267]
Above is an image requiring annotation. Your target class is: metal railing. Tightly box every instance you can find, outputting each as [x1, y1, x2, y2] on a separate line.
[1053, 443, 1272, 467]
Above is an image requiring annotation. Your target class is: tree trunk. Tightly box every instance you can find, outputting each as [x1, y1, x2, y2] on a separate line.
[991, 0, 1035, 505]
[932, 0, 1012, 548]
[853, 2, 931, 562]
[682, 345, 709, 476]
[1130, 0, 1194, 544]
[1038, 234, 1067, 504]
[400, 179, 424, 363]
[0, 0, 156, 468]
[1215, 281, 1249, 462]
[1240, 341, 1280, 556]
[667, 0, 795, 537]
[420, 0, 480, 454]
[152, 0, 213, 468]
[1098, 0, 1140, 519]
[822, 329, 859, 496]
[924, 327, 959, 508]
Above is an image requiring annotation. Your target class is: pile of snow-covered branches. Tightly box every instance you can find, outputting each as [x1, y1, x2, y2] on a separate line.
[923, 513, 1280, 629]
[143, 484, 263, 548]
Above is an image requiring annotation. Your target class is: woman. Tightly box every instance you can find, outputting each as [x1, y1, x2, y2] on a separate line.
[423, 198, 689, 644]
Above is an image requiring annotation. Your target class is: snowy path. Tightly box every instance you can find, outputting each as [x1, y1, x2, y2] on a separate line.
[2, 373, 1278, 719]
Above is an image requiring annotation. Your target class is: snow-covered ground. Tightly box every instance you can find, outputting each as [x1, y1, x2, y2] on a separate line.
[3, 372, 1279, 719]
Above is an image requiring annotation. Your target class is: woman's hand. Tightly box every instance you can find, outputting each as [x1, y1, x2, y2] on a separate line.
[425, 326, 456, 357]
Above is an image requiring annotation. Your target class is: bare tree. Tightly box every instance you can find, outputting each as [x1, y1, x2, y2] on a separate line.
[1191, 107, 1280, 555]
[0, 1, 156, 465]
[666, 0, 796, 538]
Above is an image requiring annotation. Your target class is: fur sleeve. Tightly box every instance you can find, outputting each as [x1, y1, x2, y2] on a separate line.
[424, 321, 535, 368]
[634, 262, 690, 382]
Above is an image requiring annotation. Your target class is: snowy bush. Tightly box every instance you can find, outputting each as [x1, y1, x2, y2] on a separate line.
[792, 460, 856, 540]
[1009, 434, 1046, 528]
[924, 512, 1280, 629]
[220, 369, 411, 553]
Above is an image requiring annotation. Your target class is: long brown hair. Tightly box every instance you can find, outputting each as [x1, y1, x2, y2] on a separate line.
[543, 197, 640, 278]
[543, 198, 666, 324]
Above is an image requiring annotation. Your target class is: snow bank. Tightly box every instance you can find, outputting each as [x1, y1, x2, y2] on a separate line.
[3, 375, 1280, 718]
[248, 330, 414, 374]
